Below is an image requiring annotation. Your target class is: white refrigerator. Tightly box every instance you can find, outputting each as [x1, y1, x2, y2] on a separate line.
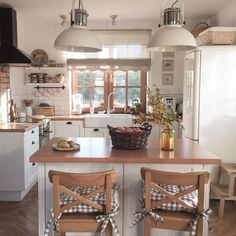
[183, 46, 236, 163]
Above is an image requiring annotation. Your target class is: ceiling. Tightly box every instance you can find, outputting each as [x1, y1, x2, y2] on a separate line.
[0, 0, 231, 22]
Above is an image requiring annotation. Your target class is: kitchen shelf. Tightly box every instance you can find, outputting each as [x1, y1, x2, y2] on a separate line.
[27, 64, 66, 68]
[26, 83, 66, 89]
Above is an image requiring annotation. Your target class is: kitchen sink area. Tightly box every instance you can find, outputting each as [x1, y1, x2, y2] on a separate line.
[84, 113, 135, 128]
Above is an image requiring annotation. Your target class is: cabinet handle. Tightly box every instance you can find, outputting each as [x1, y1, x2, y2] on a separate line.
[32, 162, 36, 166]
[66, 121, 72, 125]
[32, 141, 35, 145]
[31, 130, 35, 134]
[93, 128, 99, 132]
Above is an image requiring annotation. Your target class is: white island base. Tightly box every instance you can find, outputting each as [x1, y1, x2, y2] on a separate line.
[31, 137, 220, 236]
[38, 163, 211, 236]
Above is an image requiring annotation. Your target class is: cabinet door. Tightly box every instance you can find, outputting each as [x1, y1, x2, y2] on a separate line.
[84, 128, 109, 137]
[24, 127, 39, 189]
[54, 120, 81, 137]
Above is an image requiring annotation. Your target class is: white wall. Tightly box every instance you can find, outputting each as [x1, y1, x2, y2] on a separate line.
[22, 19, 67, 63]
[210, 0, 236, 26]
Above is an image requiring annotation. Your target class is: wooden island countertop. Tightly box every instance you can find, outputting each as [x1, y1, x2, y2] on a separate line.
[30, 137, 221, 165]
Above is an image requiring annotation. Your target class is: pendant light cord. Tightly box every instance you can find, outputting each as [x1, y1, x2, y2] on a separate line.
[71, 0, 84, 24]
[171, 0, 179, 8]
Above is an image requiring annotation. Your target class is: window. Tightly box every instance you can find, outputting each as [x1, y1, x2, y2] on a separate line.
[72, 70, 147, 113]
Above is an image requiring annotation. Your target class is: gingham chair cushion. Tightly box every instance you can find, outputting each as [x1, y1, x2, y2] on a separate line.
[60, 184, 119, 213]
[150, 184, 198, 212]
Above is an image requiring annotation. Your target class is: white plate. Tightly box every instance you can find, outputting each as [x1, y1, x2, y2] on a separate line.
[52, 143, 80, 152]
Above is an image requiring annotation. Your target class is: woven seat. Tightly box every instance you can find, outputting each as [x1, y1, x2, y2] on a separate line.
[46, 170, 119, 236]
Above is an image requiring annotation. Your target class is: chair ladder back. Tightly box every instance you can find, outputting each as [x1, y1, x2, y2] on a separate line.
[151, 182, 197, 211]
[141, 167, 209, 186]
[144, 171, 152, 211]
[141, 167, 210, 211]
[197, 174, 206, 213]
[49, 169, 118, 187]
[59, 185, 104, 212]
[50, 170, 118, 215]
[52, 175, 62, 217]
[195, 174, 207, 236]
[105, 174, 112, 214]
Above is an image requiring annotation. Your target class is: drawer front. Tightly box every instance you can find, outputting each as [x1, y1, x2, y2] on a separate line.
[24, 127, 39, 158]
[54, 120, 82, 137]
[25, 126, 39, 142]
[84, 128, 109, 137]
[25, 138, 39, 157]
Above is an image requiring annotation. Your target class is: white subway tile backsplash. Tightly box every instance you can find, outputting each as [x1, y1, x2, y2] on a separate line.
[10, 67, 71, 115]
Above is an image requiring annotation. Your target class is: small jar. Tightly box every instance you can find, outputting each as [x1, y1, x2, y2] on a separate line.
[25, 106, 32, 117]
[160, 127, 175, 151]
[30, 74, 37, 83]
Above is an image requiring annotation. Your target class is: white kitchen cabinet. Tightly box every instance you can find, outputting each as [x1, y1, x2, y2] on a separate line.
[0, 126, 39, 201]
[84, 127, 109, 137]
[54, 120, 84, 137]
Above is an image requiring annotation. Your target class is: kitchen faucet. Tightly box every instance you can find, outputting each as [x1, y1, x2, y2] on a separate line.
[107, 92, 114, 115]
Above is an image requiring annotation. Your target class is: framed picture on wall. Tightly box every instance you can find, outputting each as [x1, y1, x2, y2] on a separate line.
[162, 51, 174, 58]
[162, 59, 174, 72]
[162, 73, 173, 85]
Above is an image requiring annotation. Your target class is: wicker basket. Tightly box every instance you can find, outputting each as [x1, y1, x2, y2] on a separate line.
[191, 22, 210, 38]
[197, 27, 236, 45]
[108, 125, 152, 150]
[35, 106, 55, 116]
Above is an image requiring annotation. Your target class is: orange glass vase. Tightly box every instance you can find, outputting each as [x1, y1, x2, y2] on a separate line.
[160, 127, 175, 151]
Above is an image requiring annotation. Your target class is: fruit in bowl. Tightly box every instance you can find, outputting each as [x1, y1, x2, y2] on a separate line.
[115, 127, 143, 134]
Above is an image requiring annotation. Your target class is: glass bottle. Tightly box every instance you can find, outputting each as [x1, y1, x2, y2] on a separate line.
[160, 127, 175, 151]
[9, 99, 17, 122]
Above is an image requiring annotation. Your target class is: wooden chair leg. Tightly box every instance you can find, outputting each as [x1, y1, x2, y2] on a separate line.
[105, 223, 112, 236]
[56, 232, 66, 236]
[196, 219, 203, 236]
[144, 217, 151, 236]
[219, 199, 225, 218]
[54, 232, 65, 236]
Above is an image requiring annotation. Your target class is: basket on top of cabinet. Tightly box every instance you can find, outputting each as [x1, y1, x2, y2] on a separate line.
[197, 27, 236, 45]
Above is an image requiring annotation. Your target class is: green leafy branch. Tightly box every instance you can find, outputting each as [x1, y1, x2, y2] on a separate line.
[135, 88, 180, 129]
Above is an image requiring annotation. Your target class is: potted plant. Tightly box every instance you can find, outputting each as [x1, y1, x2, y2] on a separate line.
[135, 88, 181, 151]
[55, 73, 65, 83]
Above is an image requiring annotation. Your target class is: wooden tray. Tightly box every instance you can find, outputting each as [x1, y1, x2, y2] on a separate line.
[35, 107, 55, 116]
[52, 143, 80, 152]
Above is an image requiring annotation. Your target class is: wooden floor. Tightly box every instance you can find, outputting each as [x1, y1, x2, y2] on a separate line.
[0, 185, 38, 236]
[0, 185, 235, 236]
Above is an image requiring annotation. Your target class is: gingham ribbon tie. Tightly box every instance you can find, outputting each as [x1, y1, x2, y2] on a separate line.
[96, 211, 120, 236]
[44, 209, 62, 236]
[190, 208, 213, 232]
[129, 208, 163, 228]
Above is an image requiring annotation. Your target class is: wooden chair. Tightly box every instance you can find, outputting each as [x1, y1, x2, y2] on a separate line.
[48, 169, 118, 236]
[211, 163, 236, 217]
[140, 167, 210, 236]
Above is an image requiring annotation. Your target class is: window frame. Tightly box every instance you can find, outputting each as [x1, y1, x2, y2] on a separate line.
[72, 70, 147, 113]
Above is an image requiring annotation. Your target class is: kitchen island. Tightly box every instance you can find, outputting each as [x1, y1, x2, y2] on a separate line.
[30, 137, 221, 236]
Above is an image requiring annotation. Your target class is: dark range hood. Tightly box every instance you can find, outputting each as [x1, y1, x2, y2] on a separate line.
[0, 7, 31, 65]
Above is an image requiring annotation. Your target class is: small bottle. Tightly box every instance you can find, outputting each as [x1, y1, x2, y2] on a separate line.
[9, 99, 17, 122]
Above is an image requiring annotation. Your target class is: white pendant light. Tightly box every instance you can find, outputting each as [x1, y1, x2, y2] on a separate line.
[54, 0, 102, 53]
[147, 0, 197, 52]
